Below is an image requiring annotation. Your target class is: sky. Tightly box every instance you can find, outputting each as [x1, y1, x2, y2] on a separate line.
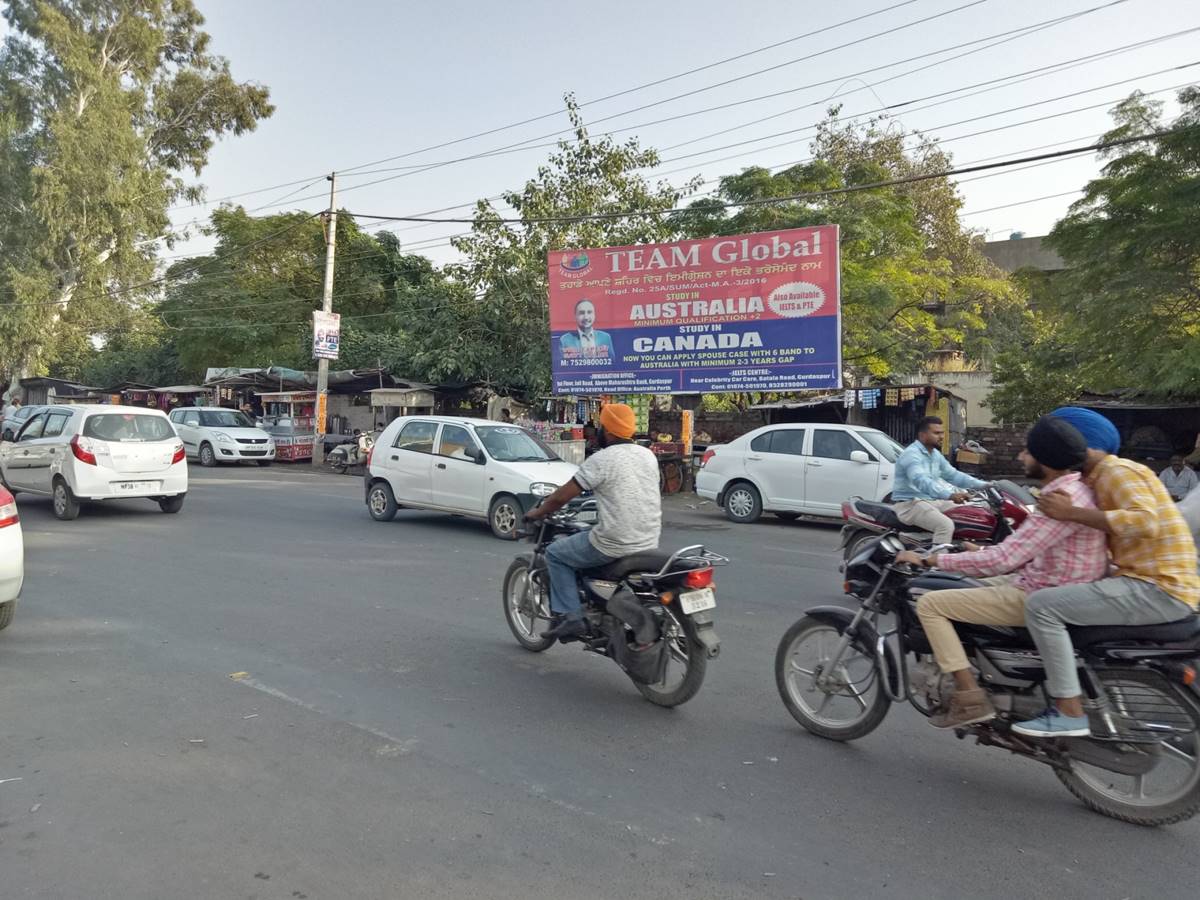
[164, 0, 1198, 265]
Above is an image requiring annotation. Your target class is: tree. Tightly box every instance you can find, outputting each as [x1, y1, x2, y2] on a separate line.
[673, 111, 1019, 381]
[408, 97, 698, 398]
[0, 0, 273, 381]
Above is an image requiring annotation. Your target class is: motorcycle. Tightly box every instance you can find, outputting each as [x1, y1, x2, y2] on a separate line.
[839, 480, 1035, 564]
[775, 531, 1200, 825]
[326, 431, 376, 475]
[503, 496, 725, 707]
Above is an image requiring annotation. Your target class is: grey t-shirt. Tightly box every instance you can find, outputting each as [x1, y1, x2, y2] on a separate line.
[574, 443, 662, 557]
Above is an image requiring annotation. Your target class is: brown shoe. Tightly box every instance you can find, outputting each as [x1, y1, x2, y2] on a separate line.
[930, 688, 996, 729]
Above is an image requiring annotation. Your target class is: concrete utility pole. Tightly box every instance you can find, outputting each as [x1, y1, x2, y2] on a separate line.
[312, 173, 337, 466]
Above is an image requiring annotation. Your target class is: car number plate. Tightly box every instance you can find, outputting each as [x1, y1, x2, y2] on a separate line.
[679, 587, 716, 615]
[116, 481, 156, 492]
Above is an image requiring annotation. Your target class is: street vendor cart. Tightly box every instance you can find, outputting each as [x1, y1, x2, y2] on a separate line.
[258, 390, 316, 461]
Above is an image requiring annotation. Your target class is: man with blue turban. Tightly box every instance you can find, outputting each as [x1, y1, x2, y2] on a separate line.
[1012, 407, 1199, 738]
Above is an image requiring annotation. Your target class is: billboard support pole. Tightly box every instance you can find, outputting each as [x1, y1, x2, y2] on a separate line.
[312, 172, 337, 466]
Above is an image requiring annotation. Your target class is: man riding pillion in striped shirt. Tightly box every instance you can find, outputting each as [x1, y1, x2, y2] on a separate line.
[891, 416, 988, 547]
[895, 417, 1108, 729]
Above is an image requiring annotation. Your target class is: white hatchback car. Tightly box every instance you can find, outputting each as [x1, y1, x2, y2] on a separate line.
[0, 404, 187, 520]
[365, 416, 578, 539]
[696, 423, 903, 523]
[0, 485, 23, 633]
[169, 406, 276, 467]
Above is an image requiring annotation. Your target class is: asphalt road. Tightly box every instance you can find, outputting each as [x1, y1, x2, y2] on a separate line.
[1, 465, 1196, 899]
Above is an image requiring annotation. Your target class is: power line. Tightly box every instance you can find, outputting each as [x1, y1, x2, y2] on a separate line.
[961, 190, 1083, 216]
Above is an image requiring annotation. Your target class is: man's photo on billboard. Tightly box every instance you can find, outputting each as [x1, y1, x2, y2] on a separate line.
[559, 298, 613, 360]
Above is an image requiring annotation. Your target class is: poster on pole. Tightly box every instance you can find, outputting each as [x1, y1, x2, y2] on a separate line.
[547, 226, 840, 395]
[312, 310, 341, 360]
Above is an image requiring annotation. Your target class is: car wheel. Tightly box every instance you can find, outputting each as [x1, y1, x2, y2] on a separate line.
[0, 600, 13, 632]
[158, 495, 185, 514]
[367, 481, 398, 522]
[489, 493, 521, 540]
[723, 482, 762, 523]
[198, 442, 217, 467]
[52, 478, 81, 521]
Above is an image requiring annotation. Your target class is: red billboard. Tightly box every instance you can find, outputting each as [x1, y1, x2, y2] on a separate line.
[547, 226, 841, 395]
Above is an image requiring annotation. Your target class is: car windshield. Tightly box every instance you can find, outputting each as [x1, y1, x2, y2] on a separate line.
[83, 413, 174, 443]
[475, 426, 558, 462]
[857, 430, 905, 463]
[199, 410, 255, 428]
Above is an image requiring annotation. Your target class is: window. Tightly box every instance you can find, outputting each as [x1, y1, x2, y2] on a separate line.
[199, 410, 254, 428]
[764, 428, 806, 456]
[750, 432, 772, 452]
[182, 412, 201, 427]
[476, 426, 556, 462]
[857, 430, 904, 463]
[812, 429, 864, 461]
[18, 414, 46, 442]
[169, 410, 181, 423]
[82, 414, 174, 442]
[394, 421, 438, 454]
[42, 413, 70, 438]
[437, 424, 480, 461]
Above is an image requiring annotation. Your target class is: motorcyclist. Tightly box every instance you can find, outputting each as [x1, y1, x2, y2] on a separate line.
[524, 403, 661, 641]
[892, 416, 988, 546]
[895, 417, 1108, 728]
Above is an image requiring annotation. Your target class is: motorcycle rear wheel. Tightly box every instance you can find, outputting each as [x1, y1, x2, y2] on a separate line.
[1056, 672, 1200, 826]
[502, 560, 555, 652]
[635, 607, 706, 708]
[775, 616, 890, 741]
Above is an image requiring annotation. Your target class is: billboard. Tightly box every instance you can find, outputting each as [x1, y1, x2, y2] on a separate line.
[547, 226, 840, 395]
[312, 310, 340, 360]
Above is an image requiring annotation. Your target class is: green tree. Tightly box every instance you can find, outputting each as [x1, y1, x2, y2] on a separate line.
[673, 111, 1019, 381]
[411, 97, 698, 398]
[0, 0, 273, 380]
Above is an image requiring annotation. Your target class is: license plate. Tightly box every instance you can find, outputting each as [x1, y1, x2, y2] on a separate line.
[115, 481, 156, 492]
[679, 587, 716, 615]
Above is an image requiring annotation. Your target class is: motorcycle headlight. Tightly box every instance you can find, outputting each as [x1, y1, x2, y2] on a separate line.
[530, 482, 556, 497]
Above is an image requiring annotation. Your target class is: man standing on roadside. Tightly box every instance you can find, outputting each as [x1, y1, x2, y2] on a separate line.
[891, 416, 987, 546]
[1159, 454, 1198, 502]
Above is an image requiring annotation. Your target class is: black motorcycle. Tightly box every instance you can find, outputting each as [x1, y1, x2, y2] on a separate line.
[503, 497, 725, 707]
[775, 532, 1200, 826]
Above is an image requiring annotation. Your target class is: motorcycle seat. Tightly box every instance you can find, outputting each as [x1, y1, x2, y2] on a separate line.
[956, 616, 1200, 649]
[854, 500, 905, 530]
[584, 550, 677, 581]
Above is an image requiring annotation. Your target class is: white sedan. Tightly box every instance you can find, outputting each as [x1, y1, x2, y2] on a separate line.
[168, 407, 276, 467]
[0, 484, 23, 633]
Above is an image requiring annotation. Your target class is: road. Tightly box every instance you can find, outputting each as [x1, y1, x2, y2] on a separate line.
[1, 465, 1196, 899]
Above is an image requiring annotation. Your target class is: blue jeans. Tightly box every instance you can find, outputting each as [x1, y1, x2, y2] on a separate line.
[546, 530, 615, 620]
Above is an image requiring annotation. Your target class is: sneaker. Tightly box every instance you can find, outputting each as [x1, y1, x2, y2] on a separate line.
[929, 688, 996, 729]
[1012, 707, 1091, 738]
[540, 616, 587, 641]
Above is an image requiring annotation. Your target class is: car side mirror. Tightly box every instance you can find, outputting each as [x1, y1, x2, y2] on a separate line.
[850, 450, 871, 464]
[472, 448, 487, 465]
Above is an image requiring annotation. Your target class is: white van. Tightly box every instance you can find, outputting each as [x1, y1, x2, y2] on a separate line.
[0, 404, 187, 520]
[364, 416, 578, 538]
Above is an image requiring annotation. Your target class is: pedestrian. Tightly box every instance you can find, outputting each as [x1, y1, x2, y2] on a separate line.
[1159, 454, 1198, 501]
[2, 396, 21, 423]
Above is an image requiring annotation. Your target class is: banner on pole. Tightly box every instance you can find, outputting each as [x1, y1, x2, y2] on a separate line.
[547, 226, 840, 395]
[312, 310, 341, 360]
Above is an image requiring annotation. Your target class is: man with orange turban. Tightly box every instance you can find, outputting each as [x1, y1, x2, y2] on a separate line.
[526, 403, 661, 640]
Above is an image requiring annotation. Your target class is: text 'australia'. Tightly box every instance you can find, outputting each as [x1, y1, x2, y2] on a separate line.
[630, 296, 764, 321]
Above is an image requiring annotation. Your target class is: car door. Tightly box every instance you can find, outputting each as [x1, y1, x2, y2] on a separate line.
[26, 410, 72, 494]
[172, 410, 202, 456]
[6, 413, 47, 491]
[431, 424, 488, 514]
[744, 428, 807, 511]
[804, 428, 881, 514]
[386, 420, 438, 505]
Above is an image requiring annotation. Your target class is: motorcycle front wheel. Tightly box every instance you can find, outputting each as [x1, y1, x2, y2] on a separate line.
[635, 607, 707, 708]
[502, 560, 555, 652]
[775, 615, 890, 741]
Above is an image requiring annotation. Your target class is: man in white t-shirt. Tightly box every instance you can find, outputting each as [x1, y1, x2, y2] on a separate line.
[525, 403, 661, 640]
[1160, 455, 1198, 502]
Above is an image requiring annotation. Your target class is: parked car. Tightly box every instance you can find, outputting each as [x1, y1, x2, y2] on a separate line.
[364, 416, 578, 539]
[0, 405, 42, 442]
[0, 485, 23, 633]
[0, 404, 187, 520]
[168, 406, 276, 467]
[695, 423, 904, 523]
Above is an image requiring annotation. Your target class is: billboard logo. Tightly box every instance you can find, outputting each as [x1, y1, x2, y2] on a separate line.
[768, 281, 826, 318]
[559, 252, 591, 275]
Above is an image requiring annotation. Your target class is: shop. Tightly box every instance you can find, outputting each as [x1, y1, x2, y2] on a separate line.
[368, 386, 436, 427]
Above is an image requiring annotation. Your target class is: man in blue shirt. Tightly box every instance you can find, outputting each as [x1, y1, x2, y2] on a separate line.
[891, 416, 986, 545]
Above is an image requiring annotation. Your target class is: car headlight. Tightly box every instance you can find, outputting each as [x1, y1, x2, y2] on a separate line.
[212, 432, 235, 443]
[530, 482, 556, 497]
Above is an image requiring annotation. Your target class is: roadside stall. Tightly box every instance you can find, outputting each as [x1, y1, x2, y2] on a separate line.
[368, 385, 436, 427]
[258, 390, 317, 461]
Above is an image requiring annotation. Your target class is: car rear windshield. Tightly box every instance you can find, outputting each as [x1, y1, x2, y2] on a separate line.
[83, 413, 174, 442]
[475, 426, 558, 462]
[199, 410, 255, 428]
[858, 430, 905, 463]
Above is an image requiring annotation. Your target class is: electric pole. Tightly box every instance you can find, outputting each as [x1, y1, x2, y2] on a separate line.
[312, 172, 337, 466]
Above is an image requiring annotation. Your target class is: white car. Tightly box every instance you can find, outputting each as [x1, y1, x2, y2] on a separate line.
[168, 407, 276, 467]
[0, 484, 22, 633]
[696, 423, 903, 523]
[364, 416, 578, 539]
[0, 404, 187, 520]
